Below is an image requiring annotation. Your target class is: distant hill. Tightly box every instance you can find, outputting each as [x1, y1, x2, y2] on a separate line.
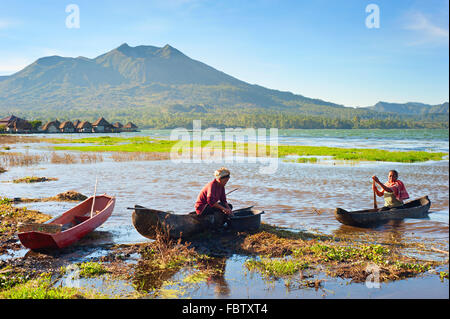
[366, 101, 449, 115]
[0, 43, 447, 128]
[0, 43, 343, 114]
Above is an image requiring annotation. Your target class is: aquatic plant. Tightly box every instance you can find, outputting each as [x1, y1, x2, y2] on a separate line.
[283, 157, 319, 164]
[49, 136, 447, 163]
[132, 226, 198, 292]
[0, 152, 45, 167]
[0, 267, 32, 291]
[0, 198, 12, 205]
[245, 257, 309, 279]
[12, 176, 58, 183]
[182, 271, 210, 284]
[77, 262, 109, 278]
[0, 273, 109, 299]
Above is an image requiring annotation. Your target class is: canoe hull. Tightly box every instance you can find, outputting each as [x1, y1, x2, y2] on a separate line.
[334, 196, 431, 227]
[132, 206, 264, 239]
[132, 205, 211, 239]
[18, 195, 115, 250]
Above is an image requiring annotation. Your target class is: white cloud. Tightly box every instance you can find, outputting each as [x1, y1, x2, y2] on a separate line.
[403, 11, 449, 45]
[0, 57, 32, 75]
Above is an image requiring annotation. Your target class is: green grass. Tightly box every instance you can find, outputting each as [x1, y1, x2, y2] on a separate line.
[245, 257, 309, 279]
[277, 145, 446, 163]
[77, 262, 109, 278]
[0, 273, 108, 299]
[0, 268, 31, 291]
[48, 136, 448, 163]
[182, 271, 210, 284]
[12, 176, 58, 183]
[0, 197, 12, 205]
[283, 157, 319, 163]
[306, 243, 390, 263]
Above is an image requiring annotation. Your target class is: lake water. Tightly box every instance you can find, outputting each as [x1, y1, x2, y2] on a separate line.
[1, 128, 448, 298]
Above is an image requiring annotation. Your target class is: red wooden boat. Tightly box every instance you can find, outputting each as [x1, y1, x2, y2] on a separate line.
[18, 194, 115, 250]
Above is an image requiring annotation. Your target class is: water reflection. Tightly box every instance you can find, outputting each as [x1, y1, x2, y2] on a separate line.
[201, 257, 230, 297]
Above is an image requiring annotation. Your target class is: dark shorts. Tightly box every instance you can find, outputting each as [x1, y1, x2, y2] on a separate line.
[200, 202, 233, 227]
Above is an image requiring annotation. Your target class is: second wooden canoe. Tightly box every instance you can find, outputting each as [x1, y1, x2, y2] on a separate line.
[334, 196, 431, 227]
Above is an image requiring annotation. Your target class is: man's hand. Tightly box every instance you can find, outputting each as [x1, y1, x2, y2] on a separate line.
[372, 175, 380, 183]
[223, 207, 233, 215]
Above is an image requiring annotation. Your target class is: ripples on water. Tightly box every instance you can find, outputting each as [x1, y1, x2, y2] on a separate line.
[2, 129, 449, 250]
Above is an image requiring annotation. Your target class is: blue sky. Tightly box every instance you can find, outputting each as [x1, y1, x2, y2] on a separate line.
[0, 0, 448, 107]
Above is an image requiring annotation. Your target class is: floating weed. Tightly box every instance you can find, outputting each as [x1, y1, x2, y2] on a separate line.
[0, 273, 109, 299]
[12, 176, 58, 183]
[394, 261, 431, 273]
[78, 262, 109, 278]
[0, 268, 32, 291]
[307, 243, 390, 263]
[283, 157, 319, 164]
[245, 257, 309, 279]
[182, 271, 210, 284]
[0, 197, 12, 205]
[132, 226, 198, 292]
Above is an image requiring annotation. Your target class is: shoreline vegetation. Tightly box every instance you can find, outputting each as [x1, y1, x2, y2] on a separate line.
[0, 196, 447, 298]
[45, 136, 448, 163]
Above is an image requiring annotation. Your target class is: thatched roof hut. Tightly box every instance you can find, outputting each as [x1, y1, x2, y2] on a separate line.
[76, 121, 93, 133]
[122, 122, 138, 132]
[1, 115, 32, 133]
[92, 117, 113, 132]
[42, 121, 60, 133]
[59, 121, 75, 133]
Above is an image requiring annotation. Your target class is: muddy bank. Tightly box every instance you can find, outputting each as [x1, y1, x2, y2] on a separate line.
[0, 201, 51, 255]
[0, 215, 448, 298]
[11, 191, 88, 203]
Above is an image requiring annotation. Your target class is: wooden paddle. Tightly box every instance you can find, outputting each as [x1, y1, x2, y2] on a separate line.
[226, 188, 239, 196]
[372, 180, 378, 211]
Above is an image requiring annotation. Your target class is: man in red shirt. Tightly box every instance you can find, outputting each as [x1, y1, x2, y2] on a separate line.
[195, 167, 233, 227]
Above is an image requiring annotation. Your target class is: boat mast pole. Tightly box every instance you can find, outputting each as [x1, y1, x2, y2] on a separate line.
[90, 176, 98, 218]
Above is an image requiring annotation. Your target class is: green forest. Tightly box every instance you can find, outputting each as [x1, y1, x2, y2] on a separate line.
[6, 107, 448, 130]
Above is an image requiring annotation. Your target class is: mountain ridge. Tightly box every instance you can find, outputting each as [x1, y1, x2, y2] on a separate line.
[0, 43, 447, 121]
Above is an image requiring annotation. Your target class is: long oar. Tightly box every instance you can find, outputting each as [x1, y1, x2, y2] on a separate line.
[90, 177, 98, 218]
[372, 180, 378, 211]
[226, 188, 239, 196]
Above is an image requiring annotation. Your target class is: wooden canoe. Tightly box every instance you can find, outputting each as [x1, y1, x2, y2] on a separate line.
[334, 196, 431, 227]
[131, 205, 262, 239]
[131, 205, 213, 239]
[18, 194, 115, 250]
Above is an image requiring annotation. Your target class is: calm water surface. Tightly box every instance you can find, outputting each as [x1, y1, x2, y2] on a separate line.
[1, 129, 448, 298]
